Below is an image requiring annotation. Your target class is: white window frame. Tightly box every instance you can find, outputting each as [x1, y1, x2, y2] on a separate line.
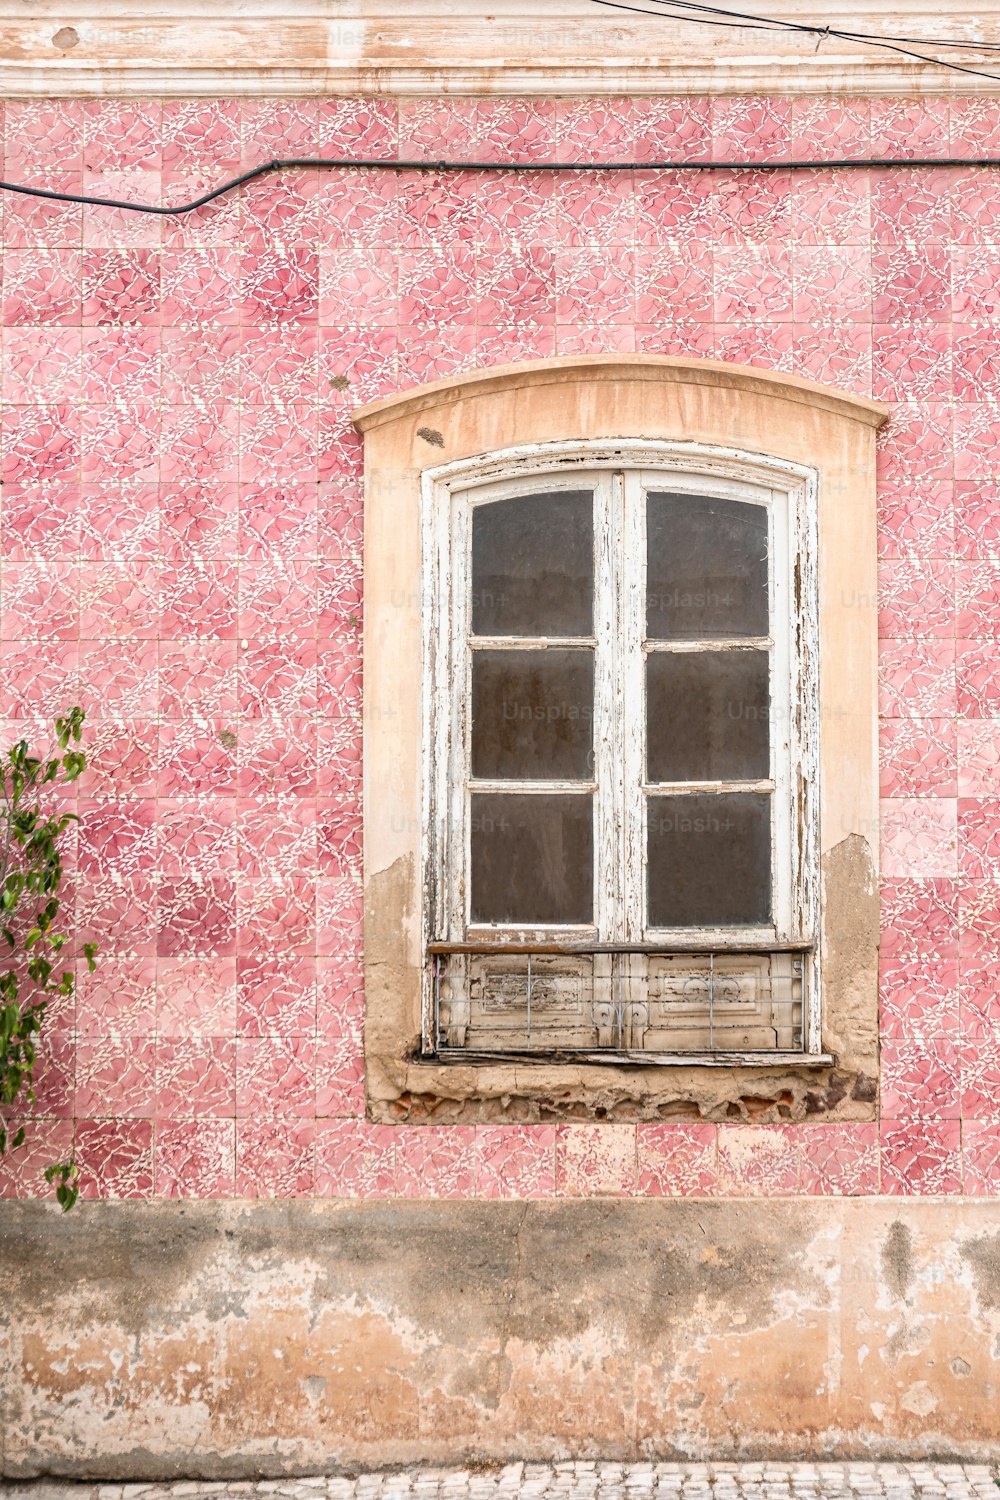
[422, 438, 821, 1061]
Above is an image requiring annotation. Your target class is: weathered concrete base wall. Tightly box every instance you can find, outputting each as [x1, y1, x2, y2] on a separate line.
[3, 1199, 1000, 1477]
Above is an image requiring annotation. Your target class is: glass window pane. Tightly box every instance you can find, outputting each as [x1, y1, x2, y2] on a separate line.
[646, 491, 768, 640]
[647, 792, 771, 927]
[646, 650, 770, 783]
[471, 793, 593, 925]
[472, 490, 594, 637]
[472, 649, 594, 781]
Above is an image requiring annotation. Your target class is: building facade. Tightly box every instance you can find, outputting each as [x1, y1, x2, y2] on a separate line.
[4, 0, 1000, 1472]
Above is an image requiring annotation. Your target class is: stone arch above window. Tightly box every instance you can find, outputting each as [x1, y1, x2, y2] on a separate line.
[353, 355, 888, 1125]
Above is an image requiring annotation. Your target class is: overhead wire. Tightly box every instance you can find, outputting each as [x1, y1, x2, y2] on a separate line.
[3, 149, 1000, 217]
[588, 0, 1000, 86]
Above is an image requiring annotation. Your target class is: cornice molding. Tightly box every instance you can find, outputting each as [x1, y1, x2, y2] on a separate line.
[1, 2, 1000, 97]
[352, 355, 891, 434]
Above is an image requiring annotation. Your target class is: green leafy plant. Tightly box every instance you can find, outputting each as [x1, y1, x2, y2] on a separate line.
[0, 707, 96, 1210]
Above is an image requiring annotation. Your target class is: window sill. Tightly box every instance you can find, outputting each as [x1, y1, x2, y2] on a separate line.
[423, 1049, 838, 1068]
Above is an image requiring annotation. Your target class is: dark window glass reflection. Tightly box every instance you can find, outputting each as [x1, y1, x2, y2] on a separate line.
[472, 491, 594, 637]
[472, 649, 594, 781]
[647, 492, 768, 640]
[647, 792, 771, 927]
[471, 793, 593, 924]
[646, 650, 770, 783]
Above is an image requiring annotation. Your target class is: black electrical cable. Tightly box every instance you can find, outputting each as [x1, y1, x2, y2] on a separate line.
[0, 152, 997, 218]
[588, 0, 1000, 85]
[628, 0, 1000, 51]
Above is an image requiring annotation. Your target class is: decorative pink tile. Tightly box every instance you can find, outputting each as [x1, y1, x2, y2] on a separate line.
[714, 245, 793, 321]
[959, 884, 1000, 960]
[711, 169, 792, 243]
[1, 483, 81, 561]
[160, 326, 241, 404]
[235, 1118, 314, 1197]
[555, 98, 633, 161]
[155, 1119, 235, 1198]
[396, 1126, 478, 1199]
[636, 1123, 717, 1196]
[879, 480, 953, 561]
[955, 481, 1000, 558]
[313, 170, 399, 250]
[880, 878, 960, 962]
[477, 174, 556, 246]
[876, 403, 953, 485]
[634, 171, 716, 243]
[556, 1123, 636, 1197]
[237, 798, 316, 878]
[162, 101, 241, 173]
[799, 1125, 879, 1196]
[240, 404, 317, 485]
[0, 559, 79, 640]
[2, 640, 80, 717]
[77, 797, 156, 879]
[475, 1125, 556, 1199]
[158, 797, 236, 877]
[241, 248, 318, 324]
[83, 100, 161, 169]
[879, 719, 957, 798]
[879, 956, 959, 1040]
[76, 957, 156, 1037]
[959, 722, 1000, 795]
[237, 955, 316, 1036]
[156, 958, 237, 1037]
[316, 797, 362, 879]
[879, 640, 956, 718]
[399, 99, 480, 161]
[158, 720, 237, 797]
[790, 167, 870, 244]
[3, 249, 82, 326]
[242, 325, 320, 400]
[157, 876, 236, 958]
[160, 481, 238, 559]
[959, 798, 1000, 879]
[81, 719, 157, 796]
[475, 247, 555, 326]
[1, 404, 81, 486]
[315, 1120, 397, 1198]
[0, 1119, 75, 1200]
[712, 96, 792, 161]
[954, 247, 1000, 319]
[23, 1034, 75, 1119]
[240, 484, 318, 559]
[78, 482, 158, 559]
[880, 797, 958, 878]
[156, 1038, 235, 1118]
[952, 166, 1000, 240]
[239, 640, 318, 717]
[317, 98, 397, 158]
[953, 405, 1000, 482]
[871, 100, 951, 158]
[962, 1122, 1000, 1194]
[81, 250, 160, 325]
[960, 1036, 1000, 1121]
[958, 639, 1000, 717]
[717, 1124, 800, 1196]
[792, 324, 872, 397]
[159, 168, 242, 249]
[317, 639, 362, 720]
[631, 98, 712, 160]
[555, 171, 635, 246]
[873, 324, 952, 402]
[159, 640, 237, 718]
[873, 245, 950, 323]
[478, 100, 557, 160]
[236, 877, 315, 955]
[160, 404, 239, 484]
[82, 170, 163, 251]
[6, 101, 84, 171]
[316, 719, 362, 797]
[75, 1037, 155, 1118]
[317, 553, 362, 636]
[870, 167, 952, 243]
[952, 329, 1000, 402]
[81, 406, 160, 484]
[878, 559, 954, 639]
[634, 245, 713, 323]
[79, 559, 157, 639]
[394, 325, 479, 390]
[396, 168, 478, 247]
[76, 873, 157, 958]
[960, 958, 1000, 1035]
[957, 561, 1000, 639]
[880, 1119, 962, 1195]
[76, 1119, 154, 1199]
[236, 717, 318, 798]
[792, 96, 871, 157]
[314, 1033, 364, 1118]
[159, 559, 238, 639]
[713, 322, 795, 372]
[880, 1037, 961, 1120]
[318, 328, 397, 406]
[2, 328, 82, 404]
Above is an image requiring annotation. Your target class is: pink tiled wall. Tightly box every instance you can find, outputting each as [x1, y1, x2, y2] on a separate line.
[1, 94, 998, 1198]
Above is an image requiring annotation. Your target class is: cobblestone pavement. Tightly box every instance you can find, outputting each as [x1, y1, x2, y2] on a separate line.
[3, 1465, 998, 1500]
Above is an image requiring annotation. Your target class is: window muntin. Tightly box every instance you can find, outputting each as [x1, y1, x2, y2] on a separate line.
[426, 455, 816, 1061]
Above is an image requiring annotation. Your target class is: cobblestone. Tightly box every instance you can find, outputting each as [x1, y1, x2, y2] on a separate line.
[3, 1467, 998, 1500]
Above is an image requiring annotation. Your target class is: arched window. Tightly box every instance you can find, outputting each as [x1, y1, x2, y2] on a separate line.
[425, 446, 816, 1060]
[355, 357, 886, 1120]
